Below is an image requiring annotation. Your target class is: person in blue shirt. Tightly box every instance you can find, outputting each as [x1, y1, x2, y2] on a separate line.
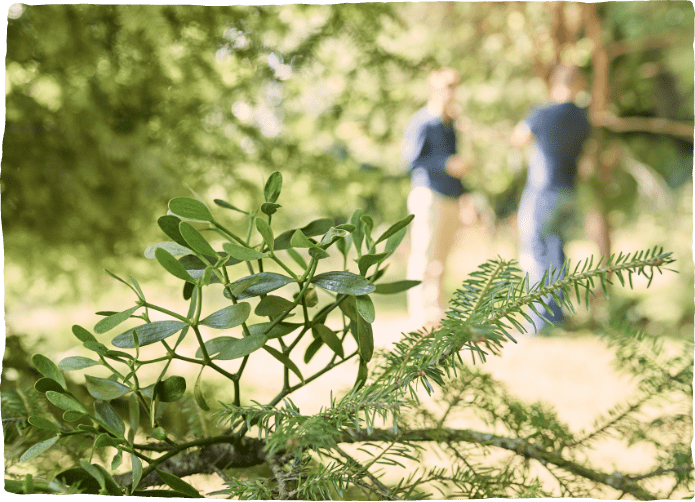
[511, 64, 591, 332]
[402, 67, 473, 328]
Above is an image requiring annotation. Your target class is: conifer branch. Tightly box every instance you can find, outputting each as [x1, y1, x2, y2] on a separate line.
[339, 428, 658, 500]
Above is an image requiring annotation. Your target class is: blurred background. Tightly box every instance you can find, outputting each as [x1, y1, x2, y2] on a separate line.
[2, 1, 693, 479]
[4, 2, 693, 330]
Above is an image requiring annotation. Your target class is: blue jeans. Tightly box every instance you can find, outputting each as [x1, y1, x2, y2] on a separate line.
[518, 187, 574, 331]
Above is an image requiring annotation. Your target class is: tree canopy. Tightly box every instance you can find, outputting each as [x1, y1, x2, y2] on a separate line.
[3, 2, 692, 271]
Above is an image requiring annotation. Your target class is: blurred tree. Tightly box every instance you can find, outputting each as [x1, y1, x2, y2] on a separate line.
[2, 3, 692, 284]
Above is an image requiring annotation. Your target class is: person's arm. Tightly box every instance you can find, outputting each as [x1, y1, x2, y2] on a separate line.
[402, 118, 429, 170]
[403, 119, 467, 178]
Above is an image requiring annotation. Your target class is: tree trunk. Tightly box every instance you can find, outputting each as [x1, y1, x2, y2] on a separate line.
[583, 2, 612, 259]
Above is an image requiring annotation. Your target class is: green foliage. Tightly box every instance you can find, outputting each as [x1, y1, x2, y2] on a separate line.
[5, 173, 691, 498]
[6, 3, 691, 294]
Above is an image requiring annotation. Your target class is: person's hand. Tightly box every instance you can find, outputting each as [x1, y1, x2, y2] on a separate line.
[511, 121, 533, 147]
[445, 154, 471, 178]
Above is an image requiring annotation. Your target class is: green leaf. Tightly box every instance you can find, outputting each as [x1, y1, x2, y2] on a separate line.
[32, 354, 66, 389]
[384, 227, 407, 254]
[20, 436, 59, 463]
[132, 454, 143, 491]
[246, 322, 302, 340]
[80, 460, 106, 492]
[312, 324, 344, 358]
[194, 336, 236, 358]
[72, 324, 97, 343]
[130, 276, 145, 300]
[45, 391, 83, 412]
[94, 400, 126, 438]
[360, 215, 374, 245]
[355, 295, 376, 323]
[286, 247, 308, 269]
[85, 375, 131, 401]
[200, 303, 251, 329]
[263, 346, 304, 383]
[34, 378, 65, 394]
[53, 466, 121, 495]
[158, 215, 189, 247]
[194, 368, 209, 412]
[179, 221, 218, 257]
[95, 433, 120, 449]
[28, 416, 60, 432]
[336, 223, 357, 233]
[351, 209, 365, 255]
[154, 376, 186, 403]
[95, 465, 123, 496]
[301, 217, 335, 237]
[375, 214, 414, 244]
[261, 202, 281, 215]
[357, 252, 390, 277]
[150, 427, 167, 441]
[336, 232, 352, 257]
[156, 470, 203, 498]
[155, 248, 195, 282]
[256, 218, 274, 252]
[308, 247, 331, 260]
[264, 171, 283, 203]
[356, 316, 374, 362]
[227, 273, 294, 300]
[214, 198, 247, 213]
[304, 337, 323, 364]
[144, 241, 191, 259]
[255, 295, 295, 317]
[354, 359, 369, 391]
[339, 298, 359, 327]
[222, 242, 267, 261]
[303, 286, 319, 308]
[320, 226, 353, 248]
[274, 217, 335, 250]
[63, 410, 87, 422]
[169, 197, 214, 222]
[183, 281, 195, 301]
[82, 341, 108, 356]
[214, 334, 267, 360]
[96, 311, 119, 317]
[112, 451, 123, 471]
[290, 229, 316, 248]
[104, 269, 135, 290]
[131, 489, 203, 498]
[94, 305, 140, 334]
[112, 321, 187, 348]
[58, 356, 100, 371]
[312, 271, 375, 296]
[225, 274, 261, 298]
[129, 393, 140, 437]
[373, 280, 421, 294]
[185, 266, 222, 285]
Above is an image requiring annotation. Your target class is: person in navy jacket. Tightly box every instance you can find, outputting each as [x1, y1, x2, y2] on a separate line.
[402, 67, 473, 328]
[512, 64, 591, 332]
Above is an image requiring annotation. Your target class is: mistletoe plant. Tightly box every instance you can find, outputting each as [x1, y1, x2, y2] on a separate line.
[7, 172, 690, 499]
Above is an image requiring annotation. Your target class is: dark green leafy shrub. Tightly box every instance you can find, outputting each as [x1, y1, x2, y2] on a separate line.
[5, 173, 691, 499]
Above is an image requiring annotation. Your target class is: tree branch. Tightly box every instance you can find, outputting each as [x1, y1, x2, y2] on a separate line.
[339, 428, 658, 500]
[595, 111, 694, 140]
[113, 436, 266, 489]
[114, 422, 668, 500]
[607, 34, 693, 60]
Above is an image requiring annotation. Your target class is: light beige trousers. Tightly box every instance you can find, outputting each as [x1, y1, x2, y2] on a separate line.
[406, 186, 462, 328]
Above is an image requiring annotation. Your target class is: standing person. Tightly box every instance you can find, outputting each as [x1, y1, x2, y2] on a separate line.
[511, 64, 591, 332]
[402, 67, 472, 329]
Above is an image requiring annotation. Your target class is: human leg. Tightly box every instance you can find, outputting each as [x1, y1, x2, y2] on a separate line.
[407, 187, 460, 328]
[518, 189, 566, 332]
